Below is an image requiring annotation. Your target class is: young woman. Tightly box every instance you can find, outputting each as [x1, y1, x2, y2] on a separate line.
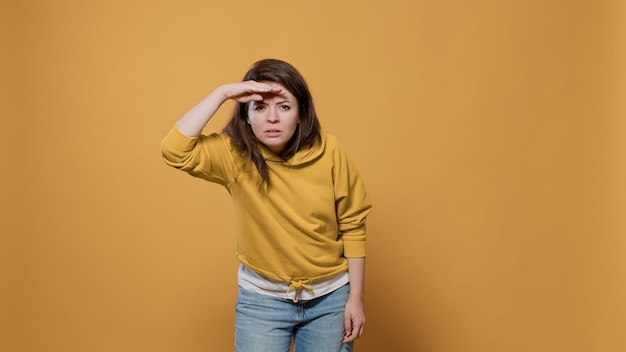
[161, 59, 372, 352]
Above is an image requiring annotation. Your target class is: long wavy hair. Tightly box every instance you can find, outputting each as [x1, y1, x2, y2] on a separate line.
[223, 59, 321, 185]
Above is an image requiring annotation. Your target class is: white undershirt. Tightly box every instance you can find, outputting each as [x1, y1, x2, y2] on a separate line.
[237, 264, 349, 301]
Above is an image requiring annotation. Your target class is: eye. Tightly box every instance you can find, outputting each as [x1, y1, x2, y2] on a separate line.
[254, 105, 266, 111]
[280, 105, 291, 110]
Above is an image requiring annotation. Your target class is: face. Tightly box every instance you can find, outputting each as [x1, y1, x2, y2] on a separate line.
[247, 82, 300, 155]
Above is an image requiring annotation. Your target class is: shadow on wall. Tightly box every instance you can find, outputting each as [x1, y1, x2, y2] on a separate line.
[357, 274, 434, 352]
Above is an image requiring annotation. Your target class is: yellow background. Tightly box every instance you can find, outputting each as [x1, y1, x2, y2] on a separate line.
[2, 0, 625, 351]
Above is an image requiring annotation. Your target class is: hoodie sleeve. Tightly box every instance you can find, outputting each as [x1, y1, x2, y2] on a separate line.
[160, 125, 233, 187]
[332, 137, 373, 258]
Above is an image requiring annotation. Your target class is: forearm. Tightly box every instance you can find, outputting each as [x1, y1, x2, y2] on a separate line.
[176, 86, 228, 137]
[343, 257, 366, 342]
[347, 257, 365, 299]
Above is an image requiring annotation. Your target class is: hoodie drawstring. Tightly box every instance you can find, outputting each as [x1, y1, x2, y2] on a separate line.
[286, 279, 313, 303]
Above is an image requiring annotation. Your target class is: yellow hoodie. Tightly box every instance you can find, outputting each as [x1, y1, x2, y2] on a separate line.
[161, 126, 372, 284]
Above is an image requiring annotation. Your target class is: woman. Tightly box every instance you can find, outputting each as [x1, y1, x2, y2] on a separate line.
[161, 59, 372, 352]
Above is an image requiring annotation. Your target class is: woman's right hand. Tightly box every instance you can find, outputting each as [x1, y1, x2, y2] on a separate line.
[176, 80, 283, 137]
[219, 81, 284, 104]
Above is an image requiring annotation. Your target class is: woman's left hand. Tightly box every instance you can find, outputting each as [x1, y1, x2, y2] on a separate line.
[343, 296, 366, 342]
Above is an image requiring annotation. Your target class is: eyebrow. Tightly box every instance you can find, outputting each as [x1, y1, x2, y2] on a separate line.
[258, 99, 292, 104]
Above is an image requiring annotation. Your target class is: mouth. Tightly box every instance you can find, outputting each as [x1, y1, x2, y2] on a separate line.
[264, 129, 282, 137]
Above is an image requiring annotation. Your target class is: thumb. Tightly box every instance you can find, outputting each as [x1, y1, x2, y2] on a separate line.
[344, 316, 352, 336]
[236, 94, 263, 103]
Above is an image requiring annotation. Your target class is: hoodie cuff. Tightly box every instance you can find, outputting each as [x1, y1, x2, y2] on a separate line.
[343, 240, 366, 258]
[161, 126, 198, 161]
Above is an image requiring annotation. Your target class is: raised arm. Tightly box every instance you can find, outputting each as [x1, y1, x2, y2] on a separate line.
[176, 81, 284, 137]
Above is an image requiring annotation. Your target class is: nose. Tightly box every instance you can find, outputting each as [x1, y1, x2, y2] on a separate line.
[266, 106, 279, 123]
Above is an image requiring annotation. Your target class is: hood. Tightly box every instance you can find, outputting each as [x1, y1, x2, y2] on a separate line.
[259, 128, 327, 166]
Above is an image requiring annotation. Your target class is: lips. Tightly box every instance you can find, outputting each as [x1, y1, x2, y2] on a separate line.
[264, 129, 282, 137]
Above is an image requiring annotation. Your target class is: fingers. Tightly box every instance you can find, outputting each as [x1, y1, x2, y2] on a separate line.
[343, 316, 365, 343]
[243, 80, 283, 93]
[240, 81, 284, 98]
[224, 81, 284, 103]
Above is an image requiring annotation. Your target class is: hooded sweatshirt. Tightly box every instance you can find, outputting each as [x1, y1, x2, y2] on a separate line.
[161, 126, 372, 285]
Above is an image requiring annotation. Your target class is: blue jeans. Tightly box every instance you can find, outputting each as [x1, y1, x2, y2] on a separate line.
[235, 284, 353, 352]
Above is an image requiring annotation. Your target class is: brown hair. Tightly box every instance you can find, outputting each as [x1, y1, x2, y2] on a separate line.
[223, 59, 321, 185]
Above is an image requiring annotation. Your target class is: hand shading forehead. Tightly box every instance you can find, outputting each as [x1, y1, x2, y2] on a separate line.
[258, 91, 296, 104]
[258, 81, 297, 101]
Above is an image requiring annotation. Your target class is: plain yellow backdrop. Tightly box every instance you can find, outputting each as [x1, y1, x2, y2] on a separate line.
[2, 0, 625, 351]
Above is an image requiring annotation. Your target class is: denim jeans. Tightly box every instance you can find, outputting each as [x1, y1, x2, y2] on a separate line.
[235, 284, 353, 352]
